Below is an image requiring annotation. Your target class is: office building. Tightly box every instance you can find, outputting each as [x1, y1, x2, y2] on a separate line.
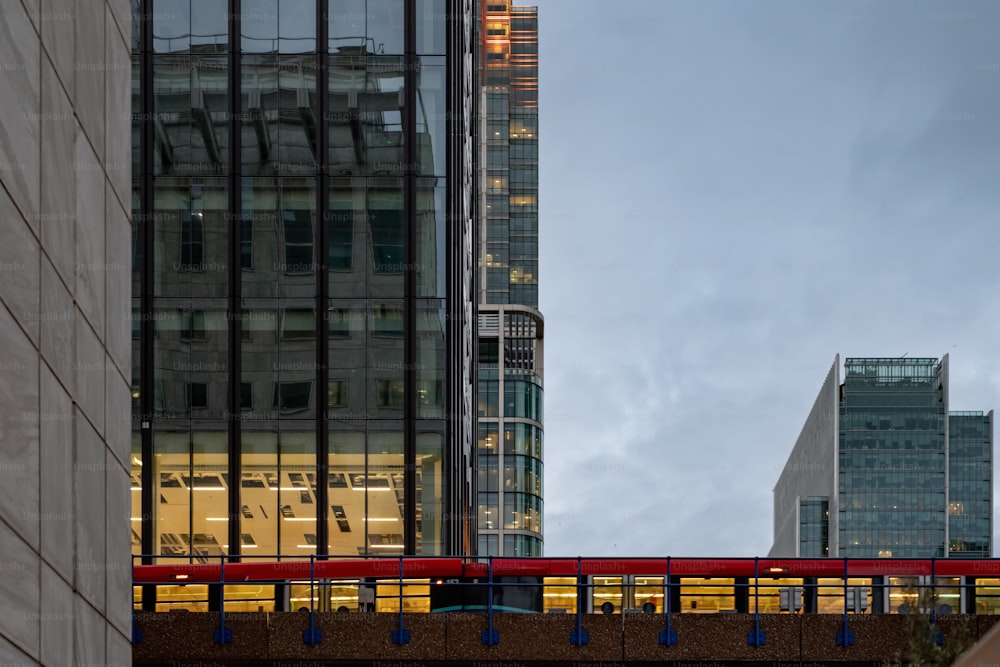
[130, 0, 477, 584]
[771, 355, 992, 558]
[0, 0, 132, 664]
[476, 2, 543, 556]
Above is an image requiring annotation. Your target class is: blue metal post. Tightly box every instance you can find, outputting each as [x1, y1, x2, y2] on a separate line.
[659, 556, 677, 646]
[747, 557, 765, 646]
[481, 556, 499, 645]
[570, 556, 589, 646]
[303, 554, 322, 644]
[214, 556, 232, 644]
[836, 557, 854, 646]
[392, 556, 411, 644]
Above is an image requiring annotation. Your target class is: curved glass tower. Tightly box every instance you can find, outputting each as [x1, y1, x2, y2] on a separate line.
[476, 2, 542, 556]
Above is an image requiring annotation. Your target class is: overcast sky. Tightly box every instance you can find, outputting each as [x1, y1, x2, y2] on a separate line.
[533, 0, 1000, 557]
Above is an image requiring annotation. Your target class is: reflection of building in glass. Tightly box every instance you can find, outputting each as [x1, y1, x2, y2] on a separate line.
[476, 3, 542, 556]
[131, 0, 476, 574]
[771, 355, 992, 558]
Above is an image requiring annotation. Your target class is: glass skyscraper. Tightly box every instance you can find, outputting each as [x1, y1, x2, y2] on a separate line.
[130, 0, 477, 582]
[475, 2, 543, 556]
[771, 355, 992, 558]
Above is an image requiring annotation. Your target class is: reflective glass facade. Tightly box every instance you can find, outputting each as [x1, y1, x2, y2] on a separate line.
[948, 412, 992, 557]
[476, 2, 542, 556]
[799, 497, 829, 557]
[838, 358, 948, 558]
[777, 356, 992, 558]
[131, 0, 476, 569]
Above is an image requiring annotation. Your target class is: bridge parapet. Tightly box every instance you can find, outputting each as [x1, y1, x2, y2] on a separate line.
[132, 612, 1000, 665]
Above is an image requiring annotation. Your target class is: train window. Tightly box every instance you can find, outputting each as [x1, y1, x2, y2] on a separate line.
[592, 576, 623, 614]
[543, 577, 578, 614]
[888, 576, 921, 614]
[680, 577, 735, 613]
[816, 578, 873, 613]
[289, 580, 362, 612]
[976, 578, 1000, 614]
[223, 583, 275, 612]
[154, 584, 210, 612]
[376, 580, 431, 613]
[633, 577, 665, 614]
[935, 577, 961, 614]
[748, 578, 804, 614]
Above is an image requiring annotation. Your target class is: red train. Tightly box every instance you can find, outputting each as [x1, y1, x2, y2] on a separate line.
[131, 557, 1000, 615]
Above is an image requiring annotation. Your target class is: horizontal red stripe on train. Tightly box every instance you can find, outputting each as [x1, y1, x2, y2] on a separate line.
[133, 558, 1000, 583]
[133, 558, 465, 583]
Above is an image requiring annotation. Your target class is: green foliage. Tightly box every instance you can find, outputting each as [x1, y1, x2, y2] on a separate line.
[883, 585, 975, 667]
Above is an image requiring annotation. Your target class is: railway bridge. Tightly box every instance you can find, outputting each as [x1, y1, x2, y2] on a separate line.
[131, 556, 1000, 666]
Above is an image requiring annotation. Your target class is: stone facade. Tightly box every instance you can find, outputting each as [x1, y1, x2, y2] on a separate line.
[0, 0, 132, 664]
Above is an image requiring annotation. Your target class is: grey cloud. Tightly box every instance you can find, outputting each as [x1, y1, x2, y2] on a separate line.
[535, 0, 1000, 557]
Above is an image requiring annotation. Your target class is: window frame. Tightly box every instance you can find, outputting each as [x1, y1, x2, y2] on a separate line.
[272, 380, 313, 413]
[179, 210, 206, 271]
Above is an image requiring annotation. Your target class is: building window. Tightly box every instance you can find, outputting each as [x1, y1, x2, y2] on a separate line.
[328, 308, 351, 337]
[179, 211, 205, 270]
[179, 310, 207, 341]
[240, 382, 253, 410]
[328, 209, 352, 269]
[273, 381, 312, 412]
[283, 209, 313, 272]
[328, 379, 348, 408]
[479, 339, 499, 367]
[153, 379, 165, 412]
[240, 216, 253, 270]
[280, 309, 316, 340]
[376, 379, 405, 408]
[370, 208, 403, 273]
[332, 505, 351, 533]
[240, 310, 252, 342]
[372, 305, 403, 336]
[478, 534, 499, 557]
[504, 337, 534, 370]
[417, 380, 443, 407]
[186, 383, 208, 409]
[478, 380, 498, 417]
